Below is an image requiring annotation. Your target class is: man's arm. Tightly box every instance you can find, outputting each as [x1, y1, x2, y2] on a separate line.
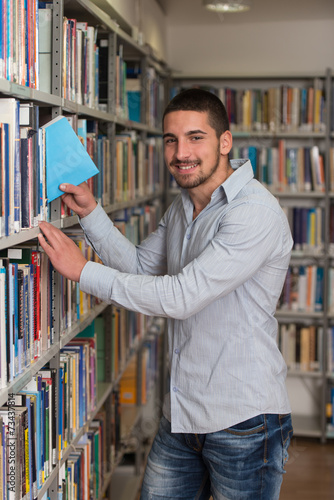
[54, 182, 168, 276]
[40, 203, 291, 320]
[79, 203, 168, 276]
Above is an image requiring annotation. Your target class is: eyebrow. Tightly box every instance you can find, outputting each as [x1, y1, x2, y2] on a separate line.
[163, 129, 208, 139]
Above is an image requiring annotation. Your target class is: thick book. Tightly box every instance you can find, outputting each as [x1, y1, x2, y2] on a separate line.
[40, 115, 99, 202]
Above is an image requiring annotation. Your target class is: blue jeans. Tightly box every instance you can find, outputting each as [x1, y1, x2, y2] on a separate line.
[140, 413, 293, 500]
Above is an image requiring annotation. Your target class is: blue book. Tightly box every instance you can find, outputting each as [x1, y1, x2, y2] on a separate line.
[41, 116, 99, 202]
[3, 123, 9, 236]
[248, 146, 257, 175]
[13, 100, 21, 233]
[25, 396, 33, 500]
[58, 367, 64, 458]
[13, 263, 19, 377]
[314, 267, 324, 312]
[8, 263, 15, 382]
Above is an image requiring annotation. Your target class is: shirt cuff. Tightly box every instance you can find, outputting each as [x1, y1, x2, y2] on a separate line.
[80, 260, 116, 303]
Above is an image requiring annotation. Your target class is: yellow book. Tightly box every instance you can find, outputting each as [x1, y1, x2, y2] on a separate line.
[309, 210, 316, 248]
[300, 327, 310, 371]
[23, 420, 30, 495]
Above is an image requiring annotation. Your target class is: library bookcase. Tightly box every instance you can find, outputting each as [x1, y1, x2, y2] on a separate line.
[171, 69, 334, 443]
[0, 0, 170, 499]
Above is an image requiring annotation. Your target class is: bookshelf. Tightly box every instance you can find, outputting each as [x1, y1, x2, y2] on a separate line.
[0, 0, 170, 498]
[171, 69, 333, 443]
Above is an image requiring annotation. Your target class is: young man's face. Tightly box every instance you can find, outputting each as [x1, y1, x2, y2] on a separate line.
[163, 110, 230, 191]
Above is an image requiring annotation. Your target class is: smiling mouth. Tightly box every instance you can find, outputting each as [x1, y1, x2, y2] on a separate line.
[174, 162, 199, 170]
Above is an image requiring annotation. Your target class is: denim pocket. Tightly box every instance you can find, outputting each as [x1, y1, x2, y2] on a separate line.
[224, 414, 265, 436]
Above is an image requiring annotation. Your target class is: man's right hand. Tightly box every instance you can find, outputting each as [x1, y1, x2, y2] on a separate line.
[59, 182, 97, 219]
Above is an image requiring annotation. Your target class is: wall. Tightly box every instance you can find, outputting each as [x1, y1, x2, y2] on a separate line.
[166, 19, 334, 77]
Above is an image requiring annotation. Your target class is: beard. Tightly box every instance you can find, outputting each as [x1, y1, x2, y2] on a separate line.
[170, 146, 221, 190]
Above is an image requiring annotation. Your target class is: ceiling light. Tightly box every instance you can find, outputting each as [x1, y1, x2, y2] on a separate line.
[203, 0, 251, 13]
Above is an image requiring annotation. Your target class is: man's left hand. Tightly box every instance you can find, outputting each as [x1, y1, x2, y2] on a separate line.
[38, 222, 87, 282]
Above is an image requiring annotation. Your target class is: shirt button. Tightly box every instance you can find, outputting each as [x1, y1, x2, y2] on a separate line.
[174, 348, 180, 354]
[173, 386, 178, 392]
[186, 233, 191, 240]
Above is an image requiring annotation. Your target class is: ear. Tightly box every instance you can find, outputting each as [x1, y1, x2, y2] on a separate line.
[220, 130, 233, 156]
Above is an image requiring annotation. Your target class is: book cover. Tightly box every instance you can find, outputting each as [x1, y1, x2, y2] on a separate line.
[41, 115, 99, 202]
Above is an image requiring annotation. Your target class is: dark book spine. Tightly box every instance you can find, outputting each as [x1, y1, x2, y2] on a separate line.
[51, 368, 57, 466]
[20, 136, 30, 228]
[17, 268, 24, 372]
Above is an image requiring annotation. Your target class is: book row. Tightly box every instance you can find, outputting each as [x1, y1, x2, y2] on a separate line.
[284, 206, 325, 254]
[57, 405, 112, 500]
[0, 98, 96, 237]
[0, 96, 165, 238]
[230, 142, 325, 193]
[169, 143, 327, 194]
[172, 81, 326, 133]
[114, 133, 163, 204]
[0, 342, 98, 500]
[279, 265, 324, 313]
[0, 0, 40, 89]
[62, 17, 99, 109]
[119, 332, 163, 406]
[278, 323, 322, 372]
[0, 313, 163, 499]
[0, 196, 162, 389]
[111, 45, 166, 128]
[0, 353, 110, 500]
[0, 240, 100, 388]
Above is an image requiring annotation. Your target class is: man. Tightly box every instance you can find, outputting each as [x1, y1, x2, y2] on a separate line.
[39, 88, 293, 499]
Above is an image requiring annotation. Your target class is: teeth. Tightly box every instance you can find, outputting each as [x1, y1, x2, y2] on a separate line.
[178, 163, 197, 170]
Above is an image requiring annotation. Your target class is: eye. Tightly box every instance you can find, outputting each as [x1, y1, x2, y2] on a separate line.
[164, 137, 176, 144]
[191, 136, 203, 141]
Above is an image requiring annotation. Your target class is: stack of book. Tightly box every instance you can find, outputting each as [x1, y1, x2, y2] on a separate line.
[0, 0, 40, 88]
[231, 142, 325, 193]
[279, 265, 324, 313]
[279, 323, 321, 372]
[0, 247, 55, 386]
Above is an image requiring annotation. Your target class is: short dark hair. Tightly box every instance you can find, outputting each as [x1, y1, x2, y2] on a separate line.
[163, 88, 230, 138]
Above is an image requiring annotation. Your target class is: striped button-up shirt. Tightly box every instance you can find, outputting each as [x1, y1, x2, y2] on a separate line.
[80, 159, 293, 433]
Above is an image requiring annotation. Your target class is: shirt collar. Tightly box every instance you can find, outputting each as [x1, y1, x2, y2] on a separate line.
[222, 159, 254, 203]
[180, 158, 254, 213]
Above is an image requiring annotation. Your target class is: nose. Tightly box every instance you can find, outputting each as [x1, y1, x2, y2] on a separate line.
[175, 138, 191, 159]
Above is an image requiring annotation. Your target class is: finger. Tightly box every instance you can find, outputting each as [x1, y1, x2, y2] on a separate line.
[59, 183, 84, 194]
[37, 232, 55, 257]
[38, 221, 65, 247]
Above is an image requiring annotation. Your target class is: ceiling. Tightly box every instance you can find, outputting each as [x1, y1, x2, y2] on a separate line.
[160, 0, 334, 25]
